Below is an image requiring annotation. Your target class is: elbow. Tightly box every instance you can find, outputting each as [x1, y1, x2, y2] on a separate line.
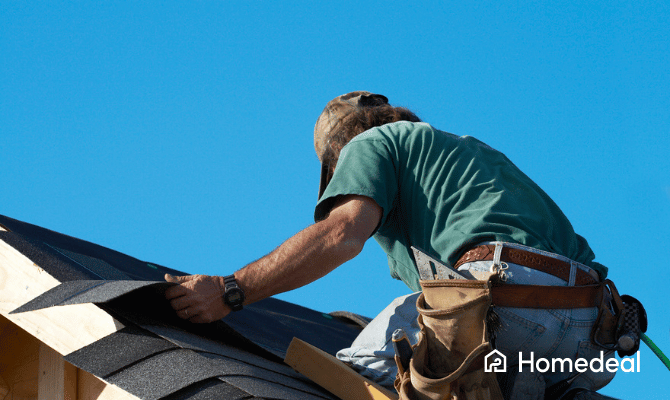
[328, 220, 367, 264]
[323, 194, 381, 264]
[339, 235, 366, 261]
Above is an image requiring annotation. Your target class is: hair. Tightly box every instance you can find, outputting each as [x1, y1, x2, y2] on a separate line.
[322, 105, 421, 172]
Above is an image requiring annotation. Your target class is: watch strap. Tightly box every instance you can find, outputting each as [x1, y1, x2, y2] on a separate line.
[223, 274, 244, 312]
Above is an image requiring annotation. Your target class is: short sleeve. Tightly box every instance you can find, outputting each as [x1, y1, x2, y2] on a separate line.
[314, 133, 398, 227]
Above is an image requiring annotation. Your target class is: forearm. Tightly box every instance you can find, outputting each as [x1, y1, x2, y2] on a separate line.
[165, 195, 381, 323]
[235, 216, 363, 304]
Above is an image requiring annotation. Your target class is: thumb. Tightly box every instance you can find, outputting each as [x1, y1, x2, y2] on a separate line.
[165, 274, 191, 283]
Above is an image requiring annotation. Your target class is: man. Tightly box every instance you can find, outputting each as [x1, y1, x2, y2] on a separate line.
[165, 91, 616, 399]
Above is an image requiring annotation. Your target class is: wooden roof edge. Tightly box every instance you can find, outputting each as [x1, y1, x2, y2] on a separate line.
[0, 237, 124, 356]
[0, 313, 140, 400]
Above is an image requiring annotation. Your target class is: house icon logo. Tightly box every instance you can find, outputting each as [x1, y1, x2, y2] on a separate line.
[484, 349, 507, 373]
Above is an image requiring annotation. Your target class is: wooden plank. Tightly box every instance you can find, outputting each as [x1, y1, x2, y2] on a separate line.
[64, 363, 77, 400]
[284, 338, 398, 400]
[38, 344, 65, 400]
[0, 238, 124, 355]
[3, 392, 36, 400]
[7, 394, 36, 400]
[0, 315, 39, 399]
[5, 394, 36, 400]
[0, 310, 135, 400]
[36, 344, 78, 400]
[0, 374, 9, 399]
[0, 315, 8, 338]
[0, 233, 136, 400]
[78, 370, 140, 400]
[364, 383, 400, 400]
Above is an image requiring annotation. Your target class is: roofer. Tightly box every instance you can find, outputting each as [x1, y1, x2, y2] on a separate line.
[165, 92, 630, 400]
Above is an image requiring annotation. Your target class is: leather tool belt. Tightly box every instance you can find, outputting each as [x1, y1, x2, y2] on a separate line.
[454, 243, 648, 354]
[423, 280, 602, 309]
[397, 244, 647, 400]
[454, 244, 599, 285]
[452, 244, 602, 309]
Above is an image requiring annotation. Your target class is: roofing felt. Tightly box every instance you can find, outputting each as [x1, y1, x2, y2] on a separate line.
[0, 214, 367, 399]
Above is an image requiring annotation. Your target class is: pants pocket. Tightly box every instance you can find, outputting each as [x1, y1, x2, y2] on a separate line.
[569, 340, 617, 391]
[493, 307, 547, 364]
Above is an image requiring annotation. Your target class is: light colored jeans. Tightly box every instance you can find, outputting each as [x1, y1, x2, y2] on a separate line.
[336, 242, 616, 393]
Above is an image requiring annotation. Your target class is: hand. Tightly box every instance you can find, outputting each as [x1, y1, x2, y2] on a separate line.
[164, 274, 230, 323]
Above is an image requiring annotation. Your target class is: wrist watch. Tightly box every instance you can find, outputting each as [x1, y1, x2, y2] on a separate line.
[222, 274, 245, 312]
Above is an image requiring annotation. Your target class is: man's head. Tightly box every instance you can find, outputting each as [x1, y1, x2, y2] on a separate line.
[314, 91, 390, 163]
[314, 91, 421, 198]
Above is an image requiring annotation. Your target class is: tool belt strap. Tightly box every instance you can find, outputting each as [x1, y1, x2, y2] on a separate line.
[454, 244, 599, 285]
[489, 283, 602, 309]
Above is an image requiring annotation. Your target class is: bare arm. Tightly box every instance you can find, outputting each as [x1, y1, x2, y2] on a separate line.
[165, 194, 382, 323]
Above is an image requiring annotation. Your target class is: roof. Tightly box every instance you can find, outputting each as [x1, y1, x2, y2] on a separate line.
[0, 214, 370, 399]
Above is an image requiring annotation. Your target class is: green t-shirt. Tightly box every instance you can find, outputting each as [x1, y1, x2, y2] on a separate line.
[314, 122, 607, 292]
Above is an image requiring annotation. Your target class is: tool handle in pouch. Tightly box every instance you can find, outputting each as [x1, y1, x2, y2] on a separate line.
[393, 328, 414, 374]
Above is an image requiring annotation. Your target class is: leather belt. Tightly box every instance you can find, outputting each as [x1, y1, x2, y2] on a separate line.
[454, 244, 598, 286]
[420, 280, 603, 309]
[490, 283, 602, 309]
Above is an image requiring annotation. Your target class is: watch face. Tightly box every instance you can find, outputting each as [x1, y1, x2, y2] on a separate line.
[227, 291, 242, 303]
[225, 287, 244, 306]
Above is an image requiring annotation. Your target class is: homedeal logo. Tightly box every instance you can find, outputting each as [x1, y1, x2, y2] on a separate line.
[484, 349, 507, 373]
[484, 350, 641, 373]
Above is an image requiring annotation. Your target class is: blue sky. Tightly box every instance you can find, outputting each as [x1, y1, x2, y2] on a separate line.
[2, 2, 668, 398]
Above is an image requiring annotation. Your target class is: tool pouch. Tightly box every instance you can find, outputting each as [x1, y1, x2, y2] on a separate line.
[395, 278, 503, 400]
[591, 280, 648, 357]
[591, 280, 624, 349]
[616, 294, 647, 357]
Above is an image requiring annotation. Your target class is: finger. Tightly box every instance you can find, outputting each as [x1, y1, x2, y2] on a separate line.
[165, 274, 193, 283]
[176, 308, 193, 320]
[165, 284, 188, 300]
[169, 295, 194, 312]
